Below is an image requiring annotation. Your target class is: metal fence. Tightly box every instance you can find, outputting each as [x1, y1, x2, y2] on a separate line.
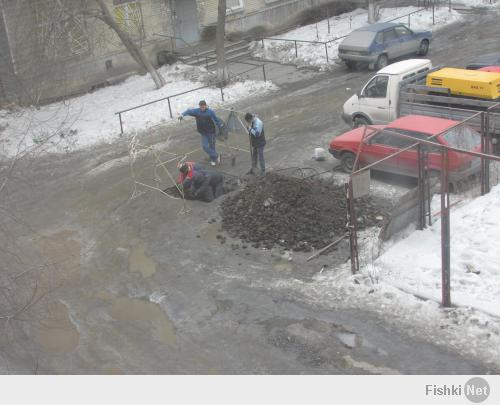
[258, 6, 445, 63]
[345, 109, 500, 307]
[114, 62, 266, 135]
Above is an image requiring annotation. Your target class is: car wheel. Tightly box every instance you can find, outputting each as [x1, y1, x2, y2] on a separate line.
[345, 60, 357, 70]
[418, 40, 429, 56]
[352, 116, 370, 128]
[376, 54, 388, 70]
[340, 152, 356, 173]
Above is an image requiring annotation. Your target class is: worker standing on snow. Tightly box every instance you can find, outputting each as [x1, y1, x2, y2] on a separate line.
[244, 113, 266, 175]
[179, 100, 224, 167]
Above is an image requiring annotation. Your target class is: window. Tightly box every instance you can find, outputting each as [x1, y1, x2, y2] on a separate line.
[32, 0, 90, 61]
[442, 126, 481, 150]
[369, 131, 412, 148]
[383, 29, 398, 43]
[375, 32, 383, 44]
[362, 75, 389, 98]
[226, 0, 244, 14]
[395, 26, 412, 37]
[113, 1, 144, 40]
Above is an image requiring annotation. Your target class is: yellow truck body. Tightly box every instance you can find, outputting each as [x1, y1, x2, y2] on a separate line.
[426, 67, 500, 100]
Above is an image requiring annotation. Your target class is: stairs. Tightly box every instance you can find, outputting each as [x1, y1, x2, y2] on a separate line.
[177, 40, 252, 69]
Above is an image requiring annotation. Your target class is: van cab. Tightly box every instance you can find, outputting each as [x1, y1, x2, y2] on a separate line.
[342, 59, 432, 128]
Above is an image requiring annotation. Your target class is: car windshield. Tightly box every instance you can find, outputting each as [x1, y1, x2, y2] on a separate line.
[342, 30, 376, 47]
[442, 126, 481, 150]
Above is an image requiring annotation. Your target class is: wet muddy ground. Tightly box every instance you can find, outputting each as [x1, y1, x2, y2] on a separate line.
[1, 11, 499, 374]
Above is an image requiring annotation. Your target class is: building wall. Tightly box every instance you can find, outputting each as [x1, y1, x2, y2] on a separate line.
[0, 0, 175, 105]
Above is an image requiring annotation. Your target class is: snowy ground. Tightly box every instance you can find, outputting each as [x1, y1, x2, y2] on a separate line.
[0, 63, 276, 159]
[253, 1, 500, 69]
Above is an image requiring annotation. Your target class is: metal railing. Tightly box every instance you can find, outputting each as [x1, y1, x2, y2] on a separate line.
[114, 62, 266, 135]
[258, 7, 430, 63]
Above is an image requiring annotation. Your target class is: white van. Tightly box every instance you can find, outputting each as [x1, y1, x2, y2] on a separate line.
[342, 59, 432, 127]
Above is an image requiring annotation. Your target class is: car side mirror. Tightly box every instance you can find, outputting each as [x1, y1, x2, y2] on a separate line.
[357, 90, 362, 98]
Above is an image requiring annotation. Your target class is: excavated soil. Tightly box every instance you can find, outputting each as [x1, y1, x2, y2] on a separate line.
[221, 173, 387, 251]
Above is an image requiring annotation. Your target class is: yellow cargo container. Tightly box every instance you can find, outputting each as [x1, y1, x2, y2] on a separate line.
[426, 67, 500, 100]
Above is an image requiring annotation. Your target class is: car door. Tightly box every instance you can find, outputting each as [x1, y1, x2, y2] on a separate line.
[395, 132, 442, 176]
[382, 28, 400, 59]
[359, 75, 390, 124]
[361, 130, 402, 172]
[394, 25, 418, 56]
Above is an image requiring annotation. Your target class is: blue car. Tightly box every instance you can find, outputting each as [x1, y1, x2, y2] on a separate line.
[338, 22, 432, 70]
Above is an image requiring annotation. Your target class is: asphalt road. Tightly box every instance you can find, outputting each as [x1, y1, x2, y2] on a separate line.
[1, 9, 499, 374]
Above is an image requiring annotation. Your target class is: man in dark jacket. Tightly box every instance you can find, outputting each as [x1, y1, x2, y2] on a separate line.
[183, 172, 224, 203]
[179, 100, 224, 166]
[244, 113, 266, 175]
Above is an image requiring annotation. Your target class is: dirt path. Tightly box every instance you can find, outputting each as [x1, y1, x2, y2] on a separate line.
[1, 11, 499, 374]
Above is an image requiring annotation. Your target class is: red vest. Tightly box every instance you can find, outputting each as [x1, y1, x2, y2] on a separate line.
[177, 161, 196, 184]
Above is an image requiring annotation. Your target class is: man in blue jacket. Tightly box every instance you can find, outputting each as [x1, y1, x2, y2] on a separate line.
[179, 100, 223, 166]
[244, 112, 266, 175]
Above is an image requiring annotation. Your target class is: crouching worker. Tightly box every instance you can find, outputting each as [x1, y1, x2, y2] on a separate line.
[177, 161, 204, 185]
[183, 172, 224, 203]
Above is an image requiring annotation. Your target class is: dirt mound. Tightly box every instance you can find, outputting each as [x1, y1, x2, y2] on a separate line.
[221, 173, 385, 251]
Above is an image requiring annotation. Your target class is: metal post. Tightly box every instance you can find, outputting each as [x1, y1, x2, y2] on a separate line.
[220, 86, 224, 101]
[261, 38, 264, 49]
[485, 113, 491, 193]
[294, 41, 298, 57]
[408, 14, 410, 28]
[261, 64, 267, 82]
[346, 181, 359, 274]
[449, 0, 451, 11]
[432, 1, 435, 25]
[327, 10, 330, 34]
[170, 36, 174, 51]
[417, 144, 426, 230]
[324, 43, 329, 62]
[205, 57, 209, 70]
[167, 97, 173, 119]
[118, 113, 124, 135]
[481, 113, 486, 195]
[440, 149, 451, 307]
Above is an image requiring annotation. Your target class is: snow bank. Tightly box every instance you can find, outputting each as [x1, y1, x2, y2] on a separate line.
[253, 2, 499, 69]
[0, 63, 276, 158]
[371, 183, 500, 316]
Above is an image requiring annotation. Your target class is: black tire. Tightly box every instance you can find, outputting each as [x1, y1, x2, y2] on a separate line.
[376, 54, 388, 70]
[345, 60, 357, 70]
[340, 152, 356, 173]
[352, 116, 370, 128]
[418, 40, 429, 56]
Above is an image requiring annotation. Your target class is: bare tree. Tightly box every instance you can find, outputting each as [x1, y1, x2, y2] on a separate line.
[367, 0, 378, 24]
[92, 0, 166, 89]
[216, 0, 229, 86]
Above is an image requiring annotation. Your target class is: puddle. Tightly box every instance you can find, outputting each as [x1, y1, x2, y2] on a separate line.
[129, 242, 156, 278]
[36, 230, 81, 282]
[343, 355, 400, 374]
[199, 223, 221, 242]
[273, 262, 293, 272]
[110, 297, 176, 346]
[34, 301, 79, 353]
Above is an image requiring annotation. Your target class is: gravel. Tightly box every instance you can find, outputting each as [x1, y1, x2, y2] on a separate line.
[221, 173, 387, 251]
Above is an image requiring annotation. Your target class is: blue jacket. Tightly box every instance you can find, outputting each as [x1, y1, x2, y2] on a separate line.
[182, 107, 222, 135]
[248, 117, 266, 147]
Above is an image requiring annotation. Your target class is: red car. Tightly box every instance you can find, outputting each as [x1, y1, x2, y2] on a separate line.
[478, 66, 500, 73]
[329, 115, 482, 181]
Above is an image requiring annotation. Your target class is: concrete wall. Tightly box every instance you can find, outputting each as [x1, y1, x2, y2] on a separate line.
[0, 0, 175, 105]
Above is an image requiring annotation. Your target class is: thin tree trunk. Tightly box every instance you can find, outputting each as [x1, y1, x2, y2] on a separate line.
[95, 0, 166, 89]
[216, 0, 229, 87]
[367, 0, 376, 24]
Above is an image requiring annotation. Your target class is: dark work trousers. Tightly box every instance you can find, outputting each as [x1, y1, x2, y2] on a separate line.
[251, 145, 265, 173]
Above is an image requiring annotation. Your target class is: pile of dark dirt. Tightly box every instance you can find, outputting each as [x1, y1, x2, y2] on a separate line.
[221, 173, 386, 251]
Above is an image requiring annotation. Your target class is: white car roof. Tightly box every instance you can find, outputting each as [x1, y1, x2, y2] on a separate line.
[378, 59, 432, 75]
